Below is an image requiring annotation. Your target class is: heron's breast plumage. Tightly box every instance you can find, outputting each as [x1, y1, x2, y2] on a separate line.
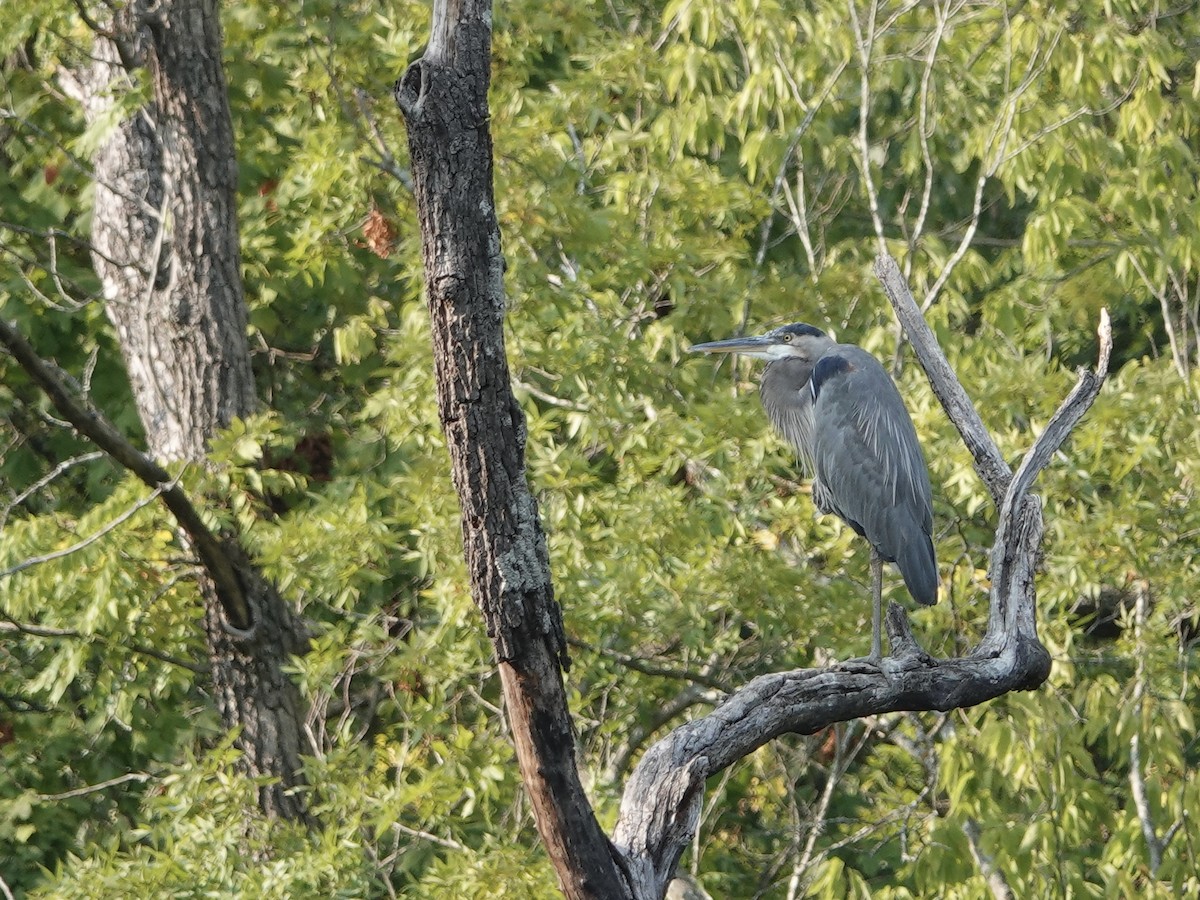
[760, 356, 819, 475]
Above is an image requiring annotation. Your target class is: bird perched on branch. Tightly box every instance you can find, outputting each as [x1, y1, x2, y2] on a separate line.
[690, 322, 937, 663]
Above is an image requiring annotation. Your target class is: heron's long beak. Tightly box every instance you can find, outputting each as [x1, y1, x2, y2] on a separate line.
[688, 334, 776, 358]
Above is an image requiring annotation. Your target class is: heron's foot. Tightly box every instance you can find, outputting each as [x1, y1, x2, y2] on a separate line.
[836, 654, 884, 674]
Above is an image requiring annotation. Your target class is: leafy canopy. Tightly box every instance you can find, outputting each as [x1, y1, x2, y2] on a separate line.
[1, 0, 1197, 896]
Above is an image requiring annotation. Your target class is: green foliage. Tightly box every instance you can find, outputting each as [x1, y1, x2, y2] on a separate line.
[2, 0, 1198, 896]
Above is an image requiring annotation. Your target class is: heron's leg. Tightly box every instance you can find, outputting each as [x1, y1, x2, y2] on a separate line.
[836, 551, 885, 672]
[869, 547, 883, 663]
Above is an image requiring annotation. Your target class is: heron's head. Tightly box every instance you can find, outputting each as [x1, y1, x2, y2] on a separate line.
[689, 323, 831, 363]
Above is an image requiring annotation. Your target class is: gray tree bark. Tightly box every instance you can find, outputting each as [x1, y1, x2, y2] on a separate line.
[394, 3, 628, 895]
[396, 3, 1113, 898]
[60, 0, 310, 820]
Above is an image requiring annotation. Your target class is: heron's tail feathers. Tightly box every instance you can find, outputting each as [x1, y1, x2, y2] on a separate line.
[897, 534, 938, 607]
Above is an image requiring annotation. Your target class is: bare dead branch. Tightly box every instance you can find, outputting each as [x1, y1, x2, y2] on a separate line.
[982, 308, 1111, 644]
[873, 254, 1012, 501]
[612, 646, 1049, 895]
[396, 0, 629, 895]
[1002, 310, 1112, 507]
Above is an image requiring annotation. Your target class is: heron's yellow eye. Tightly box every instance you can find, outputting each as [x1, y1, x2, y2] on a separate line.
[782, 333, 793, 343]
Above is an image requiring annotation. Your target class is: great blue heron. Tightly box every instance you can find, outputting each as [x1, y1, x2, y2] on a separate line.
[690, 322, 937, 663]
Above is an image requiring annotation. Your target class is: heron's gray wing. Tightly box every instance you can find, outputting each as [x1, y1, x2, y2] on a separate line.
[810, 347, 937, 605]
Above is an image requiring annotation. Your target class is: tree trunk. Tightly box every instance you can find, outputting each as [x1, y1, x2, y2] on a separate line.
[394, 2, 630, 896]
[64, 0, 310, 820]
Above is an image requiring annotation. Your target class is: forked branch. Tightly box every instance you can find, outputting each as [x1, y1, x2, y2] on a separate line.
[608, 256, 1112, 898]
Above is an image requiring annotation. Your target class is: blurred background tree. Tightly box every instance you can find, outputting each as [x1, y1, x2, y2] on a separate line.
[1, 0, 1196, 896]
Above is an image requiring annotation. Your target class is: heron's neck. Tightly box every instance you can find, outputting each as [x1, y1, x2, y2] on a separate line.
[760, 356, 817, 461]
[761, 357, 817, 406]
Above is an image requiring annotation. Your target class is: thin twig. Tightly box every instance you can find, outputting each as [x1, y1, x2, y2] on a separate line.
[0, 617, 207, 674]
[391, 821, 465, 851]
[0, 690, 50, 713]
[362, 839, 400, 900]
[0, 107, 156, 216]
[847, 0, 888, 257]
[0, 450, 106, 530]
[0, 485, 165, 579]
[36, 771, 153, 802]
[1129, 583, 1165, 875]
[512, 379, 590, 413]
[1128, 250, 1190, 382]
[774, 52, 853, 282]
[964, 819, 1015, 899]
[607, 684, 724, 783]
[0, 319, 253, 627]
[568, 637, 732, 693]
[788, 723, 870, 897]
[905, 0, 957, 277]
